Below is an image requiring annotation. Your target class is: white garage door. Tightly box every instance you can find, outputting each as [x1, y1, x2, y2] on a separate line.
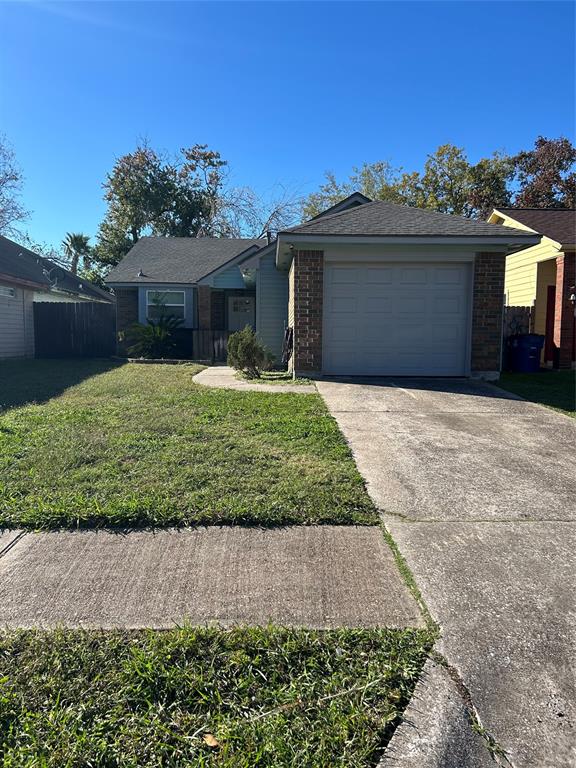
[323, 262, 471, 376]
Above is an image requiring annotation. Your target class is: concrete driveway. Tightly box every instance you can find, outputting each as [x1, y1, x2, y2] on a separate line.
[316, 378, 576, 768]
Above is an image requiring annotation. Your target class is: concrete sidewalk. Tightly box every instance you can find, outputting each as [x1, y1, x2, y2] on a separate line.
[193, 365, 316, 393]
[0, 526, 422, 629]
[317, 378, 576, 768]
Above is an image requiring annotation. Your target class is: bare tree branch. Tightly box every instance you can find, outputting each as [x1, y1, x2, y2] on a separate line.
[0, 135, 29, 236]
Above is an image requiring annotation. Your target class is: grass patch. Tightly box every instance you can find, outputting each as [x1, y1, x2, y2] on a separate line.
[236, 370, 314, 386]
[0, 625, 432, 767]
[0, 360, 377, 529]
[496, 370, 575, 417]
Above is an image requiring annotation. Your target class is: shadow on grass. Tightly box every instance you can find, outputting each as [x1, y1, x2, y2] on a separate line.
[0, 358, 125, 413]
[496, 370, 576, 416]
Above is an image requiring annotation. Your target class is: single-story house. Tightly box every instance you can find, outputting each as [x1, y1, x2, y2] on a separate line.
[487, 208, 575, 369]
[107, 195, 541, 379]
[0, 235, 113, 359]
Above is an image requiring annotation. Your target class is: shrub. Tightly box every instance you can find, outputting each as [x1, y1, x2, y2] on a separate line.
[227, 326, 274, 379]
[126, 297, 184, 359]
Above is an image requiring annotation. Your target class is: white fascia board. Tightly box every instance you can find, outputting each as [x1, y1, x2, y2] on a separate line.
[275, 233, 541, 267]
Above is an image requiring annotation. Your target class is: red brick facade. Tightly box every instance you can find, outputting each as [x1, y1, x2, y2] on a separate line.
[197, 286, 212, 330]
[115, 288, 138, 333]
[471, 252, 506, 373]
[554, 252, 576, 369]
[293, 250, 324, 373]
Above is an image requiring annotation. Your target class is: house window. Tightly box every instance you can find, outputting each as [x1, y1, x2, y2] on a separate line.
[146, 290, 185, 320]
[0, 285, 16, 298]
[231, 298, 252, 313]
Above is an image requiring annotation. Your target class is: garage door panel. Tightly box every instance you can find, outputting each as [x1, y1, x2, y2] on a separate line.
[323, 261, 470, 376]
[433, 294, 466, 314]
[365, 267, 393, 283]
[330, 296, 358, 313]
[400, 268, 428, 284]
[330, 267, 360, 284]
[434, 267, 464, 285]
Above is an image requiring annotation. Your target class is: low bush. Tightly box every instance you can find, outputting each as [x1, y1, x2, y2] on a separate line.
[228, 325, 274, 379]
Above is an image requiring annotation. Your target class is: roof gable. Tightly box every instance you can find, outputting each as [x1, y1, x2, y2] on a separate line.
[310, 192, 372, 220]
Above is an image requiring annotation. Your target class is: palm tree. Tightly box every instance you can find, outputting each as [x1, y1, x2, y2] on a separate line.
[62, 232, 91, 275]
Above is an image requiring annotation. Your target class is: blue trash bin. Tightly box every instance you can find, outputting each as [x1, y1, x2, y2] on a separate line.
[508, 334, 545, 373]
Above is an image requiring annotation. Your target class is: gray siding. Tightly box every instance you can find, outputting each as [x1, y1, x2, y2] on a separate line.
[0, 283, 34, 359]
[209, 265, 245, 289]
[256, 253, 288, 361]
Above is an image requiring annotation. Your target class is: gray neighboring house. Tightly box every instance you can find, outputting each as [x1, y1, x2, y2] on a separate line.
[0, 235, 113, 360]
[106, 195, 540, 378]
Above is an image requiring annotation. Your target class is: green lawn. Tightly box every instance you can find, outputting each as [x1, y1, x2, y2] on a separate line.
[0, 625, 432, 768]
[496, 370, 576, 417]
[0, 360, 377, 529]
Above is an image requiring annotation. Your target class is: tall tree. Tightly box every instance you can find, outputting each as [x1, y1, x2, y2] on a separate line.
[0, 135, 29, 236]
[513, 136, 576, 209]
[62, 232, 91, 274]
[302, 144, 515, 220]
[92, 143, 227, 268]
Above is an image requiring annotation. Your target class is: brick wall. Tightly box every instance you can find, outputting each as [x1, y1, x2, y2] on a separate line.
[197, 286, 211, 329]
[211, 290, 225, 330]
[471, 252, 506, 373]
[293, 250, 324, 374]
[115, 288, 138, 333]
[554, 251, 575, 369]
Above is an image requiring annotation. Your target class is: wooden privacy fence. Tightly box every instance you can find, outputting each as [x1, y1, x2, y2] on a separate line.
[191, 330, 230, 362]
[34, 301, 116, 358]
[503, 305, 534, 338]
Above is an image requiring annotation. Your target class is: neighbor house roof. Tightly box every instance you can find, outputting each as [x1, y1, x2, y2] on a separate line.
[106, 237, 265, 284]
[281, 200, 542, 239]
[0, 235, 51, 288]
[0, 235, 112, 301]
[491, 208, 576, 246]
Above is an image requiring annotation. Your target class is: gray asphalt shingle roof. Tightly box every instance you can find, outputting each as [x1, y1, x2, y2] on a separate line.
[0, 235, 112, 301]
[0, 236, 51, 287]
[495, 208, 576, 246]
[281, 200, 539, 239]
[106, 237, 265, 284]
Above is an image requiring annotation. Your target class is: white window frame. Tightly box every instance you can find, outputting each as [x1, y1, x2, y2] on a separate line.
[146, 290, 185, 320]
[0, 285, 16, 299]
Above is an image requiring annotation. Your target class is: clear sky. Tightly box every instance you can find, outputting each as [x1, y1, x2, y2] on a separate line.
[1, 0, 574, 248]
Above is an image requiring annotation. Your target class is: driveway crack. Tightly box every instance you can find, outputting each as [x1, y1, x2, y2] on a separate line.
[0, 531, 27, 560]
[430, 650, 516, 767]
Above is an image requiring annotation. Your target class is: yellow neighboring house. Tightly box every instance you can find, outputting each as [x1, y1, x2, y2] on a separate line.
[488, 208, 575, 369]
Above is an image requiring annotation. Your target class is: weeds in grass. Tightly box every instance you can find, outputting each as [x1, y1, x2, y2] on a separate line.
[0, 625, 433, 767]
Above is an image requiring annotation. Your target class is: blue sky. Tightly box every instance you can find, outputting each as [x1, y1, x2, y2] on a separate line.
[1, 0, 574, 248]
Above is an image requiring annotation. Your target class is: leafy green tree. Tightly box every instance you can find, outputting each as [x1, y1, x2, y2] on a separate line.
[302, 144, 515, 220]
[92, 143, 227, 269]
[62, 232, 91, 274]
[513, 136, 576, 209]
